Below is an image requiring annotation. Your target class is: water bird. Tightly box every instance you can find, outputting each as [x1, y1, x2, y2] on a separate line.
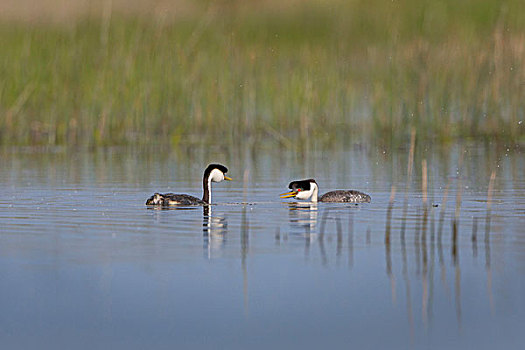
[146, 164, 232, 206]
[280, 179, 371, 203]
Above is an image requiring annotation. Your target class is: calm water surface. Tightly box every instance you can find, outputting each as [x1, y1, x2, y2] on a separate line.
[1, 143, 524, 349]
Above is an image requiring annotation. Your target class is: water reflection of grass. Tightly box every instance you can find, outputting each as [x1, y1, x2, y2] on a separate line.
[1, 1, 524, 146]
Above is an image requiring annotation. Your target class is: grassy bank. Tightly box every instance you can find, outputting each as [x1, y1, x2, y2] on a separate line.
[1, 0, 524, 148]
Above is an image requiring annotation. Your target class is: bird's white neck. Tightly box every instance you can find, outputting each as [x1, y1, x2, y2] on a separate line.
[310, 182, 319, 202]
[207, 175, 213, 204]
[203, 168, 225, 204]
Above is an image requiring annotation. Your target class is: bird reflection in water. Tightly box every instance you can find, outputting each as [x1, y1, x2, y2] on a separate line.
[282, 202, 362, 267]
[202, 205, 228, 259]
[286, 202, 318, 237]
[283, 202, 318, 260]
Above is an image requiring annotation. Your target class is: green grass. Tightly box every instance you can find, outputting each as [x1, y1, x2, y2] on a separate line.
[1, 0, 524, 148]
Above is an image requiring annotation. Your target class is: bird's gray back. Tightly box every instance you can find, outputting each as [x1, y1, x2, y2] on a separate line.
[320, 190, 371, 203]
[145, 193, 205, 206]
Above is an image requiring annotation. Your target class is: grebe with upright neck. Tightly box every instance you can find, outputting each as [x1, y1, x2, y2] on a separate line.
[280, 179, 371, 203]
[146, 164, 232, 206]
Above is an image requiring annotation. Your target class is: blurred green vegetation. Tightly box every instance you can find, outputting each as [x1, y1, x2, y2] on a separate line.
[1, 0, 524, 148]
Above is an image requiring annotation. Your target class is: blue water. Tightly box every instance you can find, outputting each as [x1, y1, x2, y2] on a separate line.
[0, 144, 524, 349]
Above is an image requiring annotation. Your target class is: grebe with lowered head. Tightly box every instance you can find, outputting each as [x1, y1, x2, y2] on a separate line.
[280, 179, 371, 203]
[146, 164, 232, 206]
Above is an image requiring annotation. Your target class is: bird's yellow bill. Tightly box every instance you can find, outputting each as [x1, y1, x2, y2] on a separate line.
[224, 176, 233, 181]
[280, 191, 297, 199]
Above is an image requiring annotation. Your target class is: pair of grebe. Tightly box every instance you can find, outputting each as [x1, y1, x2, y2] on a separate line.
[145, 164, 371, 206]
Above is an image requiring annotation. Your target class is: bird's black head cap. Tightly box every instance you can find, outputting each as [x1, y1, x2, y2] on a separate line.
[204, 163, 228, 177]
[288, 178, 316, 191]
